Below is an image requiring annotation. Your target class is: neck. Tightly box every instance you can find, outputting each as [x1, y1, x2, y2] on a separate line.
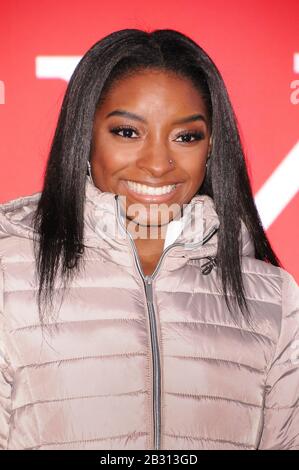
[124, 215, 169, 242]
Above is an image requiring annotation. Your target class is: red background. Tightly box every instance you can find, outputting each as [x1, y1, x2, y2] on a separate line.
[0, 0, 298, 280]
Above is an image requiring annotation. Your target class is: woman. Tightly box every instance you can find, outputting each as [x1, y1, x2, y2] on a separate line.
[0, 28, 298, 451]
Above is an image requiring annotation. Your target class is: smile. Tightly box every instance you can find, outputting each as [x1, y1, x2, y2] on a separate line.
[126, 180, 177, 196]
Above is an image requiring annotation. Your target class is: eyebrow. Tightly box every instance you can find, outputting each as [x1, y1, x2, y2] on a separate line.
[105, 109, 207, 125]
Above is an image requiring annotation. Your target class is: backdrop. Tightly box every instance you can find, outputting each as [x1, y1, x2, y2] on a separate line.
[0, 0, 298, 281]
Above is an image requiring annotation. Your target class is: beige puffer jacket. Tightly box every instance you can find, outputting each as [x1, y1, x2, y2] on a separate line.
[0, 177, 298, 450]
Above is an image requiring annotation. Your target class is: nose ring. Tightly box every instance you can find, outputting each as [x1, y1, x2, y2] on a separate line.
[169, 159, 174, 165]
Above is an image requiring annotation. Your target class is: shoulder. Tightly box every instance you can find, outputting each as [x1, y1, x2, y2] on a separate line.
[0, 191, 41, 265]
[0, 190, 41, 219]
[240, 258, 298, 338]
[241, 256, 290, 301]
[279, 268, 299, 319]
[241, 256, 299, 295]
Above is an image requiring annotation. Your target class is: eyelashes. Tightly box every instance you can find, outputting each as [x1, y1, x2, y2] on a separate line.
[175, 131, 205, 143]
[109, 125, 205, 143]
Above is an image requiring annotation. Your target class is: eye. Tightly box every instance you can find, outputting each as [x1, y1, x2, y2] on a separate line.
[175, 131, 205, 143]
[109, 126, 205, 143]
[110, 125, 139, 139]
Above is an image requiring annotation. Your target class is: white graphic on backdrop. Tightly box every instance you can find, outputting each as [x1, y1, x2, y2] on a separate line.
[36, 56, 81, 81]
[255, 142, 299, 229]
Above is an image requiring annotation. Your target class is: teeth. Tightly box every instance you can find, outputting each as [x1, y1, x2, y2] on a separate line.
[127, 180, 176, 196]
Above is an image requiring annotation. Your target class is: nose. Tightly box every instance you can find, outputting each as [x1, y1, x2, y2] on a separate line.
[136, 140, 174, 178]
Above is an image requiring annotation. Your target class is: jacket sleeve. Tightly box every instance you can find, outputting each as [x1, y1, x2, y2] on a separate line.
[258, 269, 299, 450]
[0, 264, 12, 450]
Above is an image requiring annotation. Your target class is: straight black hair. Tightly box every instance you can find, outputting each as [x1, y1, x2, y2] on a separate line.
[33, 28, 281, 328]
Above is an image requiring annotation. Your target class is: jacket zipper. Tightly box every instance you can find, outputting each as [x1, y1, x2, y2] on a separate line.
[115, 195, 218, 449]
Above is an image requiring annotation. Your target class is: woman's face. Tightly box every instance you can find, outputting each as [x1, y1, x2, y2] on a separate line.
[91, 69, 211, 228]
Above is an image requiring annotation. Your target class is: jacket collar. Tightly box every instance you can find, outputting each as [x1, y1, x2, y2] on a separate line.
[84, 176, 255, 271]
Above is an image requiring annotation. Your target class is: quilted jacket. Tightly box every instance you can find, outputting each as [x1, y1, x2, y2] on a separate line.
[0, 176, 298, 450]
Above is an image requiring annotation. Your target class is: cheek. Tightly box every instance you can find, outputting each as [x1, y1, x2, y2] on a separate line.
[93, 127, 134, 161]
[92, 139, 134, 173]
[91, 152, 110, 176]
[91, 141, 119, 174]
[184, 158, 206, 183]
[180, 159, 206, 200]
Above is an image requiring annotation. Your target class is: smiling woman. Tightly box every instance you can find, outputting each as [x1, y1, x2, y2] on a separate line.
[0, 28, 298, 451]
[90, 70, 212, 275]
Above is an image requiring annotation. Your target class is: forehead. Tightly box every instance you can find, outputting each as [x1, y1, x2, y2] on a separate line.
[97, 70, 207, 116]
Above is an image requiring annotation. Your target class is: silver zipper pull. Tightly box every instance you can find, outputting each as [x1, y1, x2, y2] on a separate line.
[144, 276, 153, 303]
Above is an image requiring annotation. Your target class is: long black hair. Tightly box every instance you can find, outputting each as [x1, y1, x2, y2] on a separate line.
[33, 28, 281, 328]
